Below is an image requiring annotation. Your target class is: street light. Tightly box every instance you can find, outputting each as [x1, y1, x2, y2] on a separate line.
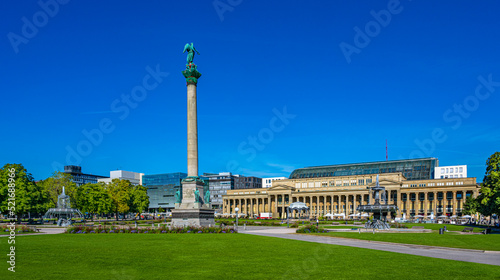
[235, 207, 239, 232]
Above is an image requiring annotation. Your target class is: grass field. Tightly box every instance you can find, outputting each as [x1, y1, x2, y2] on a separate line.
[322, 226, 363, 229]
[309, 231, 500, 251]
[1, 234, 500, 279]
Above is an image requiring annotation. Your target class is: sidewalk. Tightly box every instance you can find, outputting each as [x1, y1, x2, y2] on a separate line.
[0, 227, 66, 237]
[241, 226, 500, 266]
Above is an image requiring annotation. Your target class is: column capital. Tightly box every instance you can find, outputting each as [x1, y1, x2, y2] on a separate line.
[182, 63, 202, 85]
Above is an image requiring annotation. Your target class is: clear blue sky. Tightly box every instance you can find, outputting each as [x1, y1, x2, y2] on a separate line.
[1, 0, 499, 182]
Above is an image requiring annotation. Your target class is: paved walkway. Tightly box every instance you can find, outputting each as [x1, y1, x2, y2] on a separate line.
[0, 227, 66, 237]
[240, 226, 500, 266]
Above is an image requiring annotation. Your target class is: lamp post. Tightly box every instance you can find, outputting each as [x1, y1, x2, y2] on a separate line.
[235, 207, 239, 232]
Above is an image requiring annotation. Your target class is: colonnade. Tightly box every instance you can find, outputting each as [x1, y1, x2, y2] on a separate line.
[222, 189, 478, 219]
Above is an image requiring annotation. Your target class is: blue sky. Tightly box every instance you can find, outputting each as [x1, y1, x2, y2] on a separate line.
[1, 0, 499, 182]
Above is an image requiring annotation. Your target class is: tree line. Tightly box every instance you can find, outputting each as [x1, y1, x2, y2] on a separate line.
[0, 163, 149, 222]
[463, 152, 500, 220]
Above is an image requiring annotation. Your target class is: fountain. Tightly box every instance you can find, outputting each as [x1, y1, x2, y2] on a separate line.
[357, 175, 398, 230]
[44, 187, 84, 226]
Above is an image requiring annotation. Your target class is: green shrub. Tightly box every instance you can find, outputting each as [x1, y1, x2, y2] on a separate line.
[296, 224, 327, 233]
[65, 225, 237, 234]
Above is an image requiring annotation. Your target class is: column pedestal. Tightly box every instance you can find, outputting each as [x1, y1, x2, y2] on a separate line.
[172, 178, 215, 227]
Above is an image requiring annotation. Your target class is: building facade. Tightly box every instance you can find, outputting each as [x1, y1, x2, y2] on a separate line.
[222, 172, 480, 219]
[142, 173, 187, 211]
[63, 165, 107, 187]
[434, 165, 467, 179]
[235, 176, 262, 189]
[262, 177, 287, 188]
[204, 173, 262, 210]
[98, 170, 144, 185]
[204, 172, 237, 210]
[289, 158, 438, 181]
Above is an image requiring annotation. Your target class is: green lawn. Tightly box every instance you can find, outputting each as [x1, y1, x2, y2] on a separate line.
[1, 234, 499, 279]
[309, 231, 500, 251]
[400, 223, 486, 233]
[322, 226, 362, 229]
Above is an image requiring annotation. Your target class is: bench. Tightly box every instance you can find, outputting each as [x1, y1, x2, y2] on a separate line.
[412, 226, 425, 229]
[332, 222, 340, 225]
[462, 227, 474, 233]
[353, 222, 363, 225]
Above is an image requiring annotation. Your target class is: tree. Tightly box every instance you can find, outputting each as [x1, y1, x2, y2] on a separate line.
[37, 171, 77, 209]
[463, 196, 479, 215]
[130, 185, 150, 215]
[74, 183, 112, 221]
[107, 179, 133, 220]
[0, 163, 48, 222]
[476, 152, 500, 217]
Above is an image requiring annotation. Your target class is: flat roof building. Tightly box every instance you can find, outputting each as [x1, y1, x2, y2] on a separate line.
[223, 172, 479, 219]
[98, 170, 144, 185]
[435, 165, 467, 179]
[289, 158, 438, 181]
[262, 177, 287, 188]
[142, 173, 187, 211]
[63, 165, 107, 187]
[204, 173, 262, 210]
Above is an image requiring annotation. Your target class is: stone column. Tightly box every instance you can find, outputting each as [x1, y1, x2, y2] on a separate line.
[273, 194, 279, 218]
[353, 195, 357, 217]
[187, 81, 198, 177]
[452, 191, 457, 216]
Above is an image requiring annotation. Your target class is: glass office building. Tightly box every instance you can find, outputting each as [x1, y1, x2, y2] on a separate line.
[143, 173, 209, 211]
[142, 173, 187, 211]
[289, 158, 438, 181]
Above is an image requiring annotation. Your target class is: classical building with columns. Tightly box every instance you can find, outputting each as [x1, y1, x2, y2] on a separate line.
[222, 171, 480, 219]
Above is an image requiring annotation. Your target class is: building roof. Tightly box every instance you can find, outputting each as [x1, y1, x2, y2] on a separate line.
[289, 158, 438, 181]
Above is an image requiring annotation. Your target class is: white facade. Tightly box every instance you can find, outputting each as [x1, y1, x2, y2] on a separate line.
[262, 177, 287, 188]
[98, 170, 144, 185]
[434, 165, 467, 179]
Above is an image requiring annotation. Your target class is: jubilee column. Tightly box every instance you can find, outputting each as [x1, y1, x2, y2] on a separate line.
[171, 43, 215, 227]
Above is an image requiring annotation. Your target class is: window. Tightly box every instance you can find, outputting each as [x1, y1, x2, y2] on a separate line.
[441, 169, 445, 174]
[459, 167, 463, 173]
[455, 167, 458, 173]
[446, 168, 449, 173]
[450, 168, 453, 173]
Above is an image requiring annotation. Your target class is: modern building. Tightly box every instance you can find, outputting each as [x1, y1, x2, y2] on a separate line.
[98, 170, 144, 185]
[203, 173, 262, 210]
[223, 161, 480, 219]
[63, 165, 107, 187]
[289, 158, 438, 181]
[435, 165, 467, 179]
[142, 173, 187, 212]
[262, 177, 287, 188]
[235, 176, 262, 189]
[204, 172, 236, 210]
